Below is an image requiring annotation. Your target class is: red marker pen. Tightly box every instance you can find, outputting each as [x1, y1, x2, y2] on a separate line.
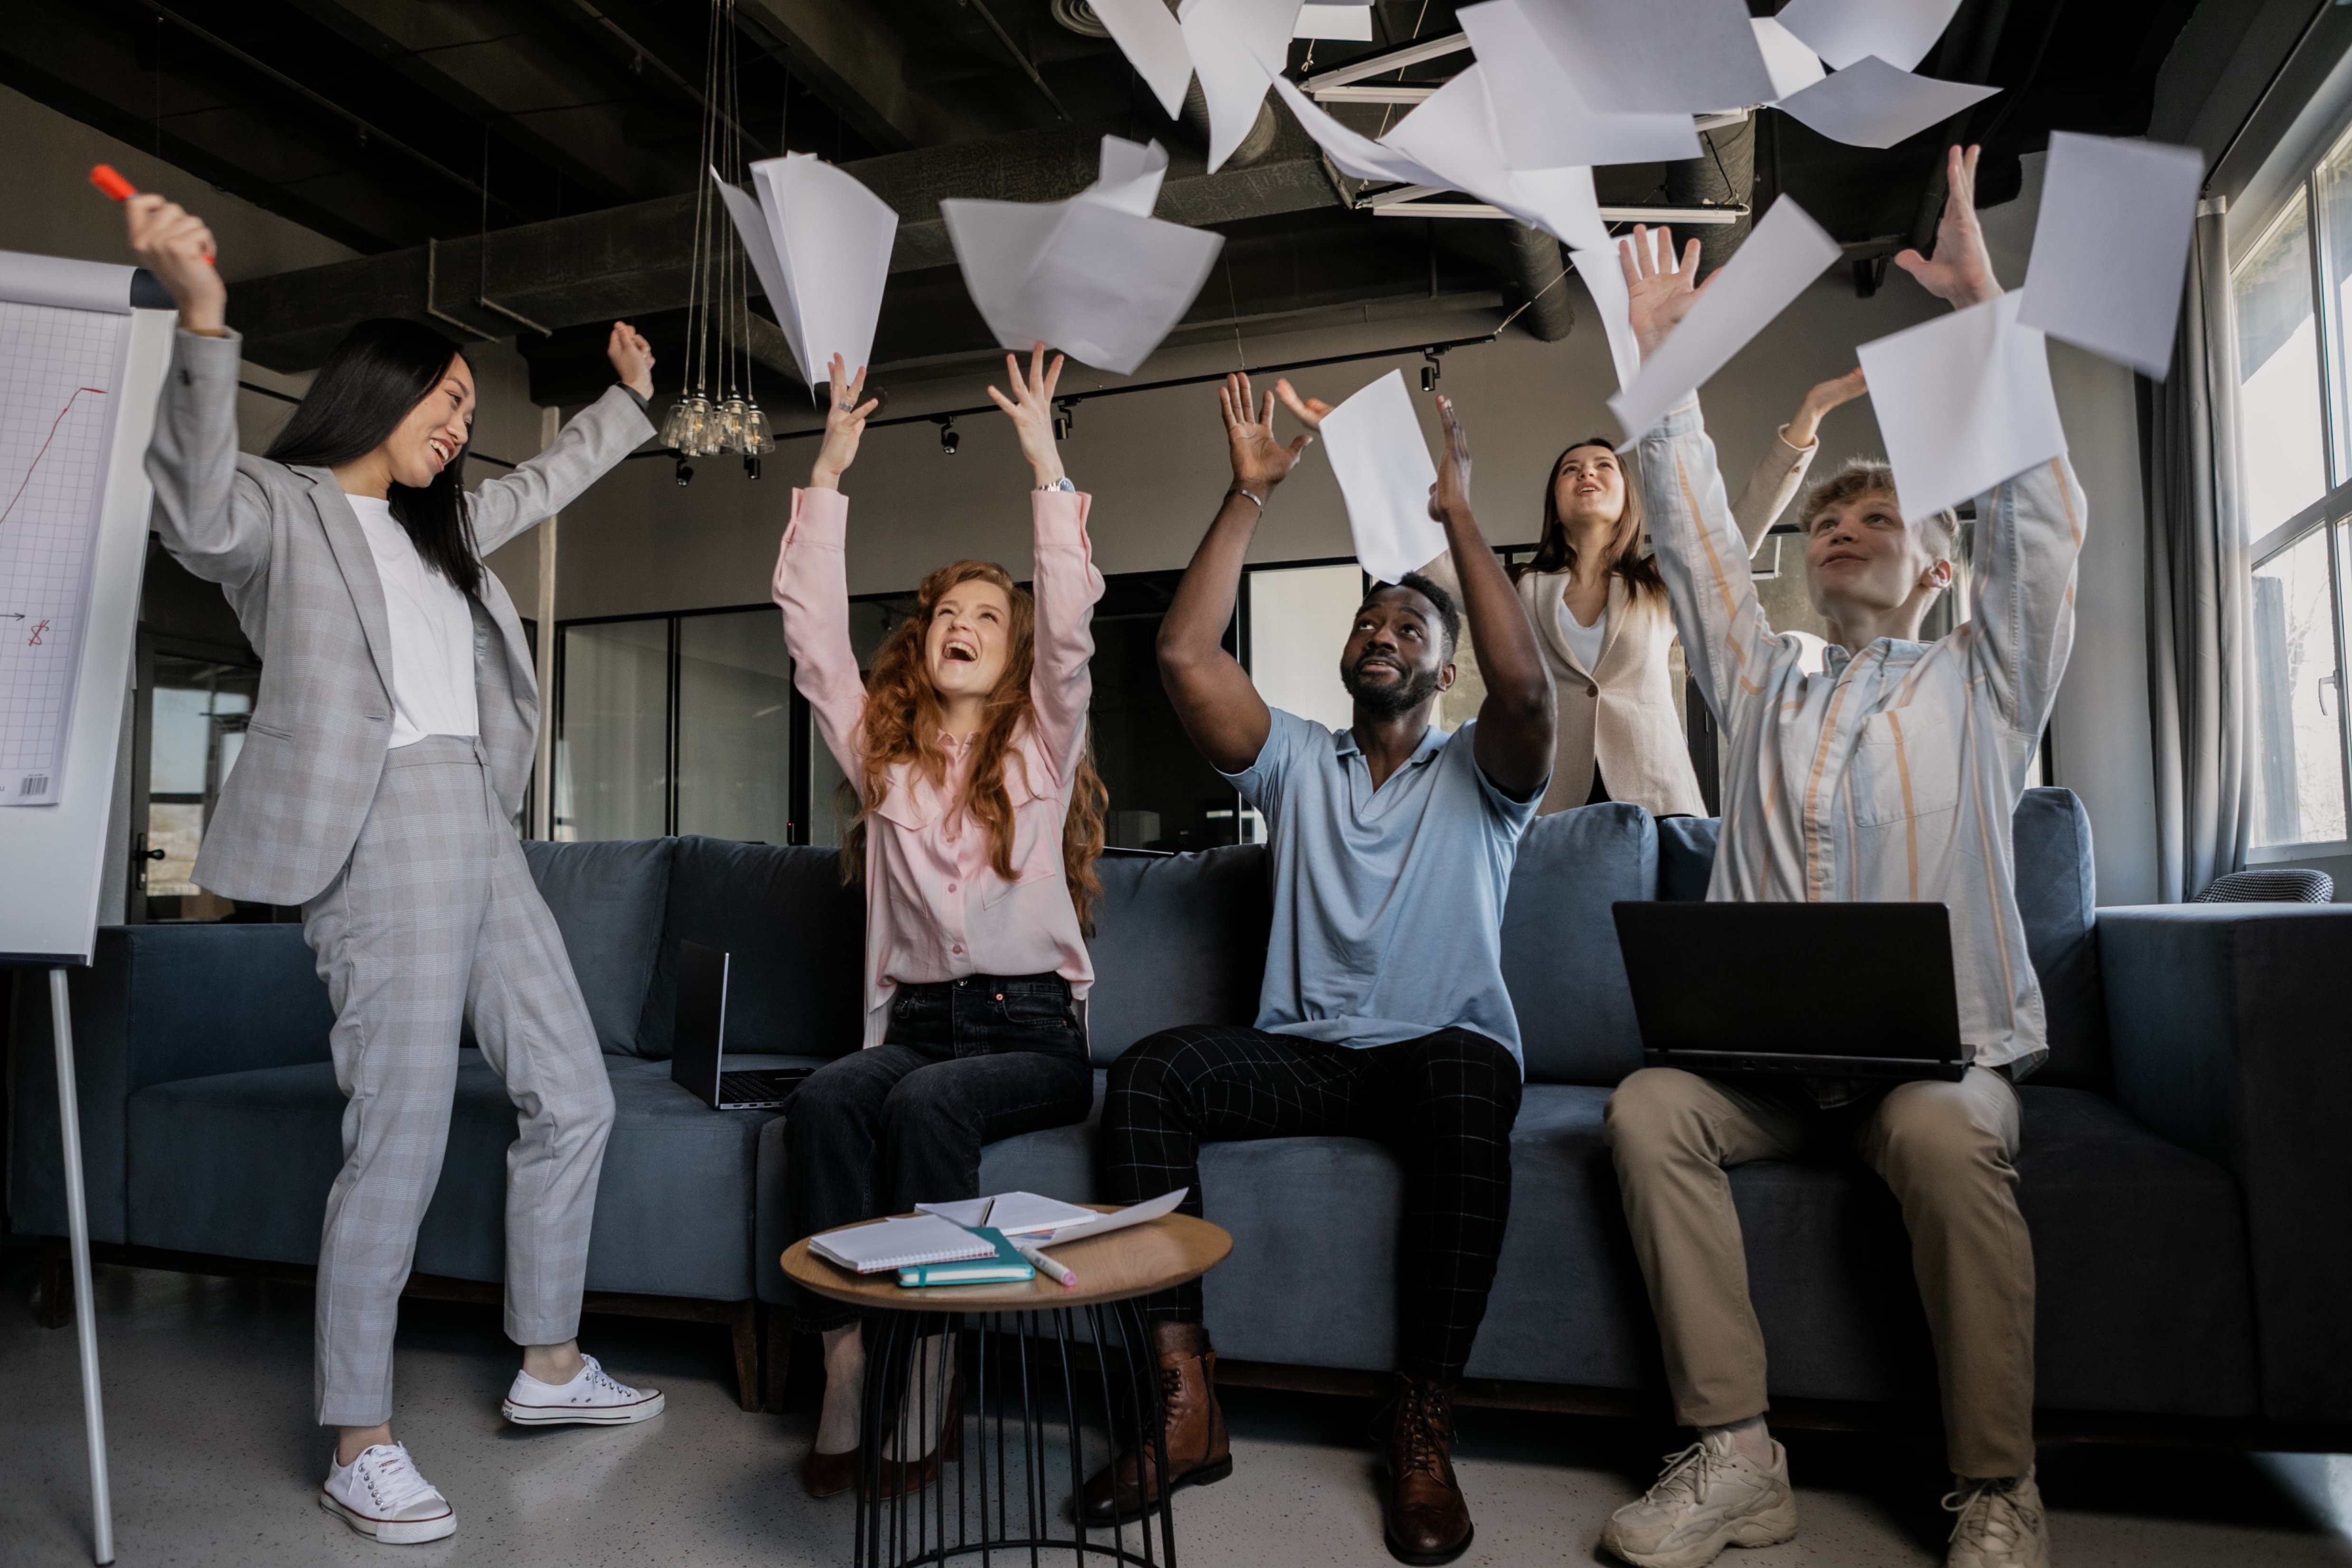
[90, 165, 215, 264]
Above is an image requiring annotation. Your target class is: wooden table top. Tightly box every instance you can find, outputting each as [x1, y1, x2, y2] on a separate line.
[783, 1207, 1232, 1312]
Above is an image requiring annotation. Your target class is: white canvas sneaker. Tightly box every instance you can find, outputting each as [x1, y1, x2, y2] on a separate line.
[1945, 1474, 2051, 1568]
[500, 1352, 665, 1426]
[320, 1442, 456, 1544]
[1600, 1430, 1799, 1568]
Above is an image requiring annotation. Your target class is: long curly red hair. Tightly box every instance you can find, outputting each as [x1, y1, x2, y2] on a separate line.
[842, 559, 1109, 931]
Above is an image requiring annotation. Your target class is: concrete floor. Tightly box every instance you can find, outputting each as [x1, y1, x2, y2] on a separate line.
[4, 1239, 2351, 1568]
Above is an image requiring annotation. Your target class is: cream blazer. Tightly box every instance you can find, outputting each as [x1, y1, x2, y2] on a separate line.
[1427, 427, 1818, 817]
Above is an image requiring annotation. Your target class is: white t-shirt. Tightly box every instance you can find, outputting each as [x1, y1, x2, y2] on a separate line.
[347, 494, 480, 748]
[1555, 593, 1608, 676]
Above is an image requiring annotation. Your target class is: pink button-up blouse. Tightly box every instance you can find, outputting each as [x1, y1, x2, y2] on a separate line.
[772, 485, 1104, 1050]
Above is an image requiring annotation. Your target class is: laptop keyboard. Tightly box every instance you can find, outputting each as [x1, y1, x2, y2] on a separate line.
[719, 1070, 805, 1107]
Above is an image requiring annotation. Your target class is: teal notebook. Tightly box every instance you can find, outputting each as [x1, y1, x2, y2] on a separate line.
[897, 1227, 1035, 1287]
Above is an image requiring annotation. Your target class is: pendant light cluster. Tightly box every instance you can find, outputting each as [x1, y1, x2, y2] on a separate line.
[659, 0, 774, 484]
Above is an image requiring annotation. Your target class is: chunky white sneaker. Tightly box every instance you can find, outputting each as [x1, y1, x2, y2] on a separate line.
[1600, 1430, 1799, 1568]
[1945, 1474, 2050, 1568]
[500, 1352, 665, 1426]
[320, 1443, 456, 1544]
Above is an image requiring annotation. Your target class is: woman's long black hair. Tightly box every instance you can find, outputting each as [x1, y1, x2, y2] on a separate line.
[264, 318, 481, 597]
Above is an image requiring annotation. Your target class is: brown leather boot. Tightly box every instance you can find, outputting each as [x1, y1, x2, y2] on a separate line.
[1379, 1375, 1473, 1565]
[1078, 1324, 1232, 1526]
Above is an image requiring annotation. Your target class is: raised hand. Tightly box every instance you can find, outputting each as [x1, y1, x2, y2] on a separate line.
[606, 321, 656, 400]
[1788, 367, 1867, 449]
[1219, 371, 1311, 494]
[1622, 225, 1710, 363]
[986, 342, 1067, 488]
[124, 192, 226, 333]
[1272, 377, 1335, 434]
[809, 353, 879, 490]
[1428, 394, 1473, 525]
[1894, 144, 2001, 310]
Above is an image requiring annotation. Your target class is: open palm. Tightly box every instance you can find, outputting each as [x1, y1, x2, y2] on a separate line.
[1621, 225, 1710, 362]
[1221, 371, 1310, 492]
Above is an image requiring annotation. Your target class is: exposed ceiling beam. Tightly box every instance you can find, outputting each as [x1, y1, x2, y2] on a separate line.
[732, 0, 994, 152]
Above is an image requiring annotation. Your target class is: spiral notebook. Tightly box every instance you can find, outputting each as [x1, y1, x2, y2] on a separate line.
[809, 1214, 997, 1274]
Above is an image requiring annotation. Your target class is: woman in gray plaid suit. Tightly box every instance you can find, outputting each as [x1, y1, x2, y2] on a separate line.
[129, 192, 663, 1546]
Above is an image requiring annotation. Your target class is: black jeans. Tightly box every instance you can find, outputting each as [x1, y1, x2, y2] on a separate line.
[784, 973, 1096, 1332]
[1098, 1024, 1523, 1383]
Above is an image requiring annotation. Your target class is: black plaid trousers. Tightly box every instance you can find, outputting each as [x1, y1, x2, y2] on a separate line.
[1098, 1023, 1523, 1384]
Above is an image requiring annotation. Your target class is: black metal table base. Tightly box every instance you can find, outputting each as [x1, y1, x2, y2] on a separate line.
[855, 1297, 1176, 1568]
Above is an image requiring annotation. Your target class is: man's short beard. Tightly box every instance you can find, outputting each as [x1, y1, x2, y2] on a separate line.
[1341, 653, 1442, 719]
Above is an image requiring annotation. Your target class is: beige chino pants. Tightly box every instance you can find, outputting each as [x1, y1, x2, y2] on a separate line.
[1603, 1065, 2035, 1479]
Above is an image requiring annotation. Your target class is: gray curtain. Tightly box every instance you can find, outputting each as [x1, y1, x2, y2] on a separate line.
[2140, 205, 2255, 903]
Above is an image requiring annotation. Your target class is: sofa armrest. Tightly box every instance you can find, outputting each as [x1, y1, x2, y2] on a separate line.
[2098, 903, 2352, 1423]
[8, 924, 334, 1242]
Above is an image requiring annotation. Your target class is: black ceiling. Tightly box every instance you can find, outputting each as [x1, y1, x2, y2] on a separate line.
[6, 0, 2205, 409]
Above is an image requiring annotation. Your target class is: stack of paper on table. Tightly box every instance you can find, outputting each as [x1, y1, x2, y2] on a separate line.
[814, 1188, 1193, 1273]
[918, 1191, 1099, 1236]
[711, 154, 897, 385]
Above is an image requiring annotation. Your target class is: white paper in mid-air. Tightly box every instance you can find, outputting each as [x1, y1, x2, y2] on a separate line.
[1272, 77, 1451, 188]
[1455, 0, 1701, 168]
[1856, 291, 2066, 524]
[941, 137, 1225, 376]
[1091, 0, 1197, 119]
[1179, 0, 1304, 171]
[1750, 18, 1826, 102]
[1773, 0, 1963, 73]
[1772, 56, 1998, 150]
[1573, 243, 1642, 393]
[2017, 131, 2205, 378]
[1515, 0, 1777, 116]
[714, 155, 898, 385]
[1608, 196, 1842, 441]
[1380, 68, 1612, 249]
[1321, 369, 1446, 584]
[1296, 2, 1373, 39]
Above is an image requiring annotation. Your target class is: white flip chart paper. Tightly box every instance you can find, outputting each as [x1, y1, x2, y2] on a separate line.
[942, 138, 1225, 376]
[1607, 196, 1841, 441]
[1573, 244, 1642, 393]
[1772, 56, 1998, 150]
[1179, 0, 1303, 171]
[2017, 131, 2205, 378]
[1296, 3, 1373, 39]
[1455, 0, 1701, 168]
[1751, 18, 1826, 102]
[1855, 291, 2066, 524]
[1272, 77, 1451, 189]
[1092, 0, 1197, 119]
[717, 154, 898, 385]
[1380, 67, 1614, 249]
[1516, 0, 1777, 115]
[1773, 0, 1963, 74]
[1321, 369, 1446, 584]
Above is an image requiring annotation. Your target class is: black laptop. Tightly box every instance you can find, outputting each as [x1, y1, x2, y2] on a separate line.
[669, 940, 812, 1110]
[1611, 902, 1968, 1082]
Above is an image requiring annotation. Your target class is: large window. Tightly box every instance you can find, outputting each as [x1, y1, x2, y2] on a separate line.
[2234, 121, 2352, 855]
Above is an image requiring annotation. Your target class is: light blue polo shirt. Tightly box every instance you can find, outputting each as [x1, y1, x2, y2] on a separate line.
[1226, 707, 1540, 1069]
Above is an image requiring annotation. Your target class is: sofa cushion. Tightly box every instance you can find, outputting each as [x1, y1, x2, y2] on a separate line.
[635, 837, 866, 1060]
[2009, 788, 2108, 1089]
[1500, 804, 1657, 1087]
[1656, 816, 1719, 902]
[1083, 845, 1270, 1066]
[123, 1051, 818, 1301]
[522, 838, 675, 1056]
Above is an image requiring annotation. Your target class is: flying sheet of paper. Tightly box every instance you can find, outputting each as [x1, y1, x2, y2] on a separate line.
[1179, 0, 1303, 171]
[1773, 0, 1963, 73]
[1296, 2, 1373, 38]
[1608, 196, 1841, 441]
[1092, 0, 1196, 119]
[1273, 77, 1451, 188]
[1321, 369, 1445, 584]
[1772, 56, 1998, 150]
[1379, 67, 1613, 250]
[1856, 291, 2066, 524]
[1751, 17, 1826, 102]
[1573, 244, 1642, 393]
[1515, 0, 1776, 116]
[942, 137, 1225, 376]
[714, 155, 898, 385]
[1455, 0, 1701, 168]
[2017, 131, 2205, 379]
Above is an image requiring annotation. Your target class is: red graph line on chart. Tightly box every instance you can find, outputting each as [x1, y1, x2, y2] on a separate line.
[0, 385, 109, 530]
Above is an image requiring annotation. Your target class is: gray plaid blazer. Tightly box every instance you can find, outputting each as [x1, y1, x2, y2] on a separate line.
[145, 328, 654, 906]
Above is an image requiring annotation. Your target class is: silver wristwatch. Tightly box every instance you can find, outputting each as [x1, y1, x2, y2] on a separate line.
[1036, 476, 1076, 493]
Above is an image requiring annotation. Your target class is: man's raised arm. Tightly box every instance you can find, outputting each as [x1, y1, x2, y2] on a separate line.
[1429, 395, 1553, 800]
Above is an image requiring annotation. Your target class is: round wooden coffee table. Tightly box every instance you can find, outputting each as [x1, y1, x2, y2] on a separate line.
[785, 1208, 1231, 1568]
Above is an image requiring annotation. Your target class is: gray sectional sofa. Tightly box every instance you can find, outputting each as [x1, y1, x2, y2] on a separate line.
[13, 790, 2352, 1437]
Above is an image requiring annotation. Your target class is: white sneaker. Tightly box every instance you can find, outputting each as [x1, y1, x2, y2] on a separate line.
[1600, 1430, 1799, 1568]
[500, 1352, 665, 1426]
[320, 1443, 456, 1544]
[1945, 1474, 2050, 1568]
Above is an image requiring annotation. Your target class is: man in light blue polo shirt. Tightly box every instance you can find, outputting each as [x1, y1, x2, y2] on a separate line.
[1081, 371, 1554, 1567]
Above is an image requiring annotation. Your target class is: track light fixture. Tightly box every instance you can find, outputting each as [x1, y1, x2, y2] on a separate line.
[1421, 347, 1445, 392]
[937, 414, 960, 455]
[1053, 399, 1075, 441]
